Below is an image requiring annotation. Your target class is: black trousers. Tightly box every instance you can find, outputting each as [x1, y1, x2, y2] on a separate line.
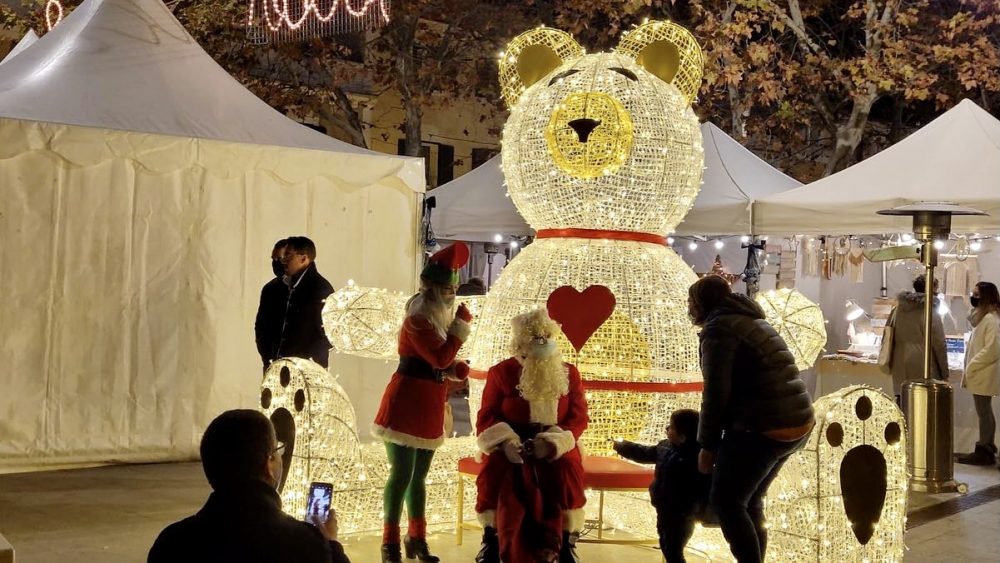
[656, 509, 695, 563]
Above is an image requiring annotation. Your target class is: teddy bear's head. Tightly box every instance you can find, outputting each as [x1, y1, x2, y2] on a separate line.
[499, 21, 704, 235]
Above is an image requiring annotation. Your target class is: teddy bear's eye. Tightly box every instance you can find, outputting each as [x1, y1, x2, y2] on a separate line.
[548, 69, 580, 86]
[609, 67, 638, 81]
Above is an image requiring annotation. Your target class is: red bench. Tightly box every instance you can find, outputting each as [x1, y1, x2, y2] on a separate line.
[455, 455, 656, 545]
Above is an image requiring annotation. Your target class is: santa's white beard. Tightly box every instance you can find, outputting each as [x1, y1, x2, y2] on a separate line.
[516, 353, 569, 425]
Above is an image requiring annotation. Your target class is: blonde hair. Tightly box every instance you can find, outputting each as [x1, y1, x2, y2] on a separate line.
[405, 281, 456, 336]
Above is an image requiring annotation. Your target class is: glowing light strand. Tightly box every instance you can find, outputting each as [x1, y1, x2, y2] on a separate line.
[45, 1, 63, 31]
[247, 0, 390, 44]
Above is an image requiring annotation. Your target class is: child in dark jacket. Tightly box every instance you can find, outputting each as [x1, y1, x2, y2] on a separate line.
[613, 409, 710, 563]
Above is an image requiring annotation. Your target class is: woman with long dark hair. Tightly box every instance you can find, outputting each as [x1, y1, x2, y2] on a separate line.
[957, 281, 1000, 466]
[687, 275, 814, 563]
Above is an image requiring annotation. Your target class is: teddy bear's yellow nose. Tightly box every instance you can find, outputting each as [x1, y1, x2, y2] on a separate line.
[545, 91, 634, 179]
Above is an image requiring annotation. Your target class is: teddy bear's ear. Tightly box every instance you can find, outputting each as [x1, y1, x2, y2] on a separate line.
[615, 20, 703, 105]
[499, 27, 584, 108]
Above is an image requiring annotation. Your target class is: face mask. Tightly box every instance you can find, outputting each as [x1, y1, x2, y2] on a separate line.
[971, 296, 980, 308]
[529, 339, 558, 359]
[271, 259, 284, 278]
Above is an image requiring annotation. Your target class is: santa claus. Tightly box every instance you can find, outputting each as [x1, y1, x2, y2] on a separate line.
[474, 308, 589, 563]
[373, 242, 473, 563]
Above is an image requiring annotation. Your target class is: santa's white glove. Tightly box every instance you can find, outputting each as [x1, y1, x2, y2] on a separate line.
[502, 440, 524, 464]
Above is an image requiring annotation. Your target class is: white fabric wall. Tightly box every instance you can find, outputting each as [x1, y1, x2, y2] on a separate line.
[0, 119, 422, 470]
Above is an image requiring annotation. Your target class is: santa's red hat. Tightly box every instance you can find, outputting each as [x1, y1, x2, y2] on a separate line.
[421, 243, 470, 286]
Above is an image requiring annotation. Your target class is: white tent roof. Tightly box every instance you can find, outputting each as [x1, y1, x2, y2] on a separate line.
[754, 99, 1000, 235]
[0, 29, 38, 65]
[429, 155, 529, 242]
[674, 122, 801, 236]
[0, 0, 411, 162]
[429, 122, 800, 241]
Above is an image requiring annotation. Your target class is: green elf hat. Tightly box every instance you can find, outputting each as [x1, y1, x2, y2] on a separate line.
[421, 242, 470, 286]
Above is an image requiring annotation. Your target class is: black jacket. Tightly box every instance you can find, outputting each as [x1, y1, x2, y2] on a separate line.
[615, 439, 709, 514]
[148, 479, 350, 563]
[255, 277, 290, 369]
[259, 262, 334, 368]
[697, 294, 814, 451]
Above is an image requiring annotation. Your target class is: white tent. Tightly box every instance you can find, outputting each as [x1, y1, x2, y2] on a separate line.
[0, 29, 38, 65]
[0, 0, 424, 470]
[754, 99, 1000, 235]
[429, 123, 800, 241]
[675, 122, 801, 236]
[428, 155, 528, 242]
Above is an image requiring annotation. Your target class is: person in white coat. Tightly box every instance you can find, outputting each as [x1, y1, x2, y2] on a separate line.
[957, 282, 1000, 466]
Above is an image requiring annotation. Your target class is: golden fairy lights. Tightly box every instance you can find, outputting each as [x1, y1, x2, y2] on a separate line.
[614, 20, 704, 104]
[260, 358, 478, 533]
[755, 288, 828, 370]
[322, 282, 484, 361]
[45, 1, 63, 31]
[322, 281, 409, 360]
[765, 386, 909, 562]
[247, 0, 390, 42]
[498, 27, 585, 105]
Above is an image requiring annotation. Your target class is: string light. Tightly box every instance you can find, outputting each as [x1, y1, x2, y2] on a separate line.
[247, 0, 391, 43]
[714, 239, 724, 250]
[476, 20, 706, 459]
[755, 289, 827, 370]
[260, 358, 480, 534]
[765, 386, 908, 562]
[933, 240, 945, 250]
[740, 235, 750, 243]
[688, 241, 698, 250]
[45, 0, 63, 31]
[322, 281, 410, 359]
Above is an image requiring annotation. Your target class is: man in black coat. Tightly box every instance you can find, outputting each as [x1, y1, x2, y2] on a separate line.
[259, 236, 335, 369]
[255, 239, 290, 371]
[148, 410, 350, 563]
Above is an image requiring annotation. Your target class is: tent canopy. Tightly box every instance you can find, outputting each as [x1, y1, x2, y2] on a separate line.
[429, 123, 800, 241]
[674, 122, 801, 236]
[0, 29, 38, 65]
[0, 0, 423, 470]
[0, 0, 419, 186]
[753, 99, 1000, 235]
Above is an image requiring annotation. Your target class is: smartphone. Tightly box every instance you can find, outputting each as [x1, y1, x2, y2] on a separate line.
[305, 481, 333, 523]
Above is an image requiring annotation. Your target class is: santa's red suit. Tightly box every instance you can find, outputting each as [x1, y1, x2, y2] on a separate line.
[373, 314, 470, 449]
[475, 357, 589, 562]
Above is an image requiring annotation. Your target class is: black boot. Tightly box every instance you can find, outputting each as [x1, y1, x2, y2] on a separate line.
[957, 444, 997, 466]
[403, 536, 440, 562]
[381, 543, 403, 563]
[560, 530, 581, 563]
[475, 526, 500, 563]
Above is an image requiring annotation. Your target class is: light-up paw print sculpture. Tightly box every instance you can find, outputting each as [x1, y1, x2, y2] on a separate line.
[765, 385, 908, 562]
[261, 358, 480, 534]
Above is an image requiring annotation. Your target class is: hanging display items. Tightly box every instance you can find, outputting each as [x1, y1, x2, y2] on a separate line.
[247, 0, 391, 44]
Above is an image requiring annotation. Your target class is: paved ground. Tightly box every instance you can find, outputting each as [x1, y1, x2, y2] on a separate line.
[2, 460, 999, 562]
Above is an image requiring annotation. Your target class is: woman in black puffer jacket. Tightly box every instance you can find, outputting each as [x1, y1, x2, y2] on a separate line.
[688, 275, 814, 563]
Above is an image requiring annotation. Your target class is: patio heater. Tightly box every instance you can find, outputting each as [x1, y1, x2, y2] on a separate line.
[876, 202, 985, 493]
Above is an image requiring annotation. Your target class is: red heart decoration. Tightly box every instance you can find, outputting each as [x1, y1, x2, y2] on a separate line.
[546, 285, 617, 352]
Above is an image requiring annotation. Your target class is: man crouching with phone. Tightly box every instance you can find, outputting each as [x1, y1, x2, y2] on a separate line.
[148, 410, 350, 563]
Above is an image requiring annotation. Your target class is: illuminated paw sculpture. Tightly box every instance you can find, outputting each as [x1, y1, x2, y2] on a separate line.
[260, 357, 478, 534]
[765, 385, 908, 562]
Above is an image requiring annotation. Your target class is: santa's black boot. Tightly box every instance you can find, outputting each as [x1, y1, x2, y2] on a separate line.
[560, 530, 581, 563]
[475, 526, 500, 563]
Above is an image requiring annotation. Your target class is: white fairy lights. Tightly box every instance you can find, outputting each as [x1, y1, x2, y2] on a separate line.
[755, 288, 828, 370]
[45, 1, 63, 31]
[322, 281, 410, 360]
[260, 358, 479, 534]
[764, 386, 908, 562]
[247, 0, 390, 43]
